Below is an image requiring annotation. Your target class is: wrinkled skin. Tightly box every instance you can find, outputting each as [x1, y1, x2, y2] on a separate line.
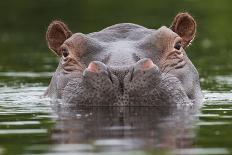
[45, 13, 203, 106]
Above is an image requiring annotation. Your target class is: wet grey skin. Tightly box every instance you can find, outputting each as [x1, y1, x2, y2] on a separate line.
[45, 12, 203, 106]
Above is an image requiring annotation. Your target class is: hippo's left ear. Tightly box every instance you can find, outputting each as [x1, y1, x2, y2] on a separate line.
[170, 12, 196, 48]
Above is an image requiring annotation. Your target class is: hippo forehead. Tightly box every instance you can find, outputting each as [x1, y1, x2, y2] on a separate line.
[88, 23, 153, 42]
[66, 23, 178, 67]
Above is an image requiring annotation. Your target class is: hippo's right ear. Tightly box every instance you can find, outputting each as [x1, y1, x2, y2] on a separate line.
[170, 13, 196, 48]
[46, 21, 72, 56]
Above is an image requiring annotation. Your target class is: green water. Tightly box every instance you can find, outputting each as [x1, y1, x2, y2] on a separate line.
[0, 0, 232, 155]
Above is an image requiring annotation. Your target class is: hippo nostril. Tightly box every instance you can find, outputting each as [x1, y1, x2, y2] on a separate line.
[86, 62, 100, 73]
[83, 61, 114, 83]
[129, 67, 134, 82]
[136, 58, 157, 71]
[85, 61, 109, 73]
[106, 67, 113, 83]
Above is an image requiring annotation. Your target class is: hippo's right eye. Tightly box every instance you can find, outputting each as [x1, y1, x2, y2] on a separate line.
[62, 48, 69, 58]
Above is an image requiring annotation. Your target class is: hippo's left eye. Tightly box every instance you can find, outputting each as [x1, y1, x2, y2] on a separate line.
[174, 42, 182, 50]
[62, 48, 69, 58]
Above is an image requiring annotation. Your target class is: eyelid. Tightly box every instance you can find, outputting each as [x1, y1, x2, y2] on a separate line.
[60, 45, 68, 54]
[61, 43, 69, 50]
[173, 37, 183, 51]
[61, 47, 68, 52]
[60, 45, 69, 58]
[174, 37, 183, 44]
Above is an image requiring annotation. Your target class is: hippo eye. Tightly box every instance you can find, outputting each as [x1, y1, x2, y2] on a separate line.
[174, 42, 182, 50]
[62, 48, 69, 58]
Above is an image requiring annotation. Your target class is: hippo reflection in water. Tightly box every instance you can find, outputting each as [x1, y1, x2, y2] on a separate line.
[45, 13, 203, 106]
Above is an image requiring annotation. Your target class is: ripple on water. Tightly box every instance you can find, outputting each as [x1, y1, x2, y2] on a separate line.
[172, 148, 230, 155]
[0, 129, 47, 134]
[0, 72, 52, 78]
[0, 85, 52, 112]
[0, 121, 40, 125]
[204, 90, 232, 103]
[194, 88, 232, 155]
[0, 84, 55, 152]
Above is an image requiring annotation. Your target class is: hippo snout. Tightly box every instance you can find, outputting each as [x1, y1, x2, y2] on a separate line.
[83, 58, 159, 93]
[62, 58, 189, 106]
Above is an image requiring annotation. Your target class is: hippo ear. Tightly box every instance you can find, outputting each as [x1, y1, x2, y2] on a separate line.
[170, 12, 196, 48]
[46, 21, 72, 56]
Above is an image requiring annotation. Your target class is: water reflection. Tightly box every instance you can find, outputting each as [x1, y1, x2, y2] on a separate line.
[50, 104, 200, 153]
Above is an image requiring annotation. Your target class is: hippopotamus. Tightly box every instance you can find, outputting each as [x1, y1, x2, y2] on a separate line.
[45, 12, 203, 106]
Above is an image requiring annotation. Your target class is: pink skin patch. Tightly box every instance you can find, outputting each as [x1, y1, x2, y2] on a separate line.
[86, 62, 100, 73]
[140, 59, 155, 70]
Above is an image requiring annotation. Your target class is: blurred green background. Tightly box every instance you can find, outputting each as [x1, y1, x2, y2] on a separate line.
[0, 0, 232, 80]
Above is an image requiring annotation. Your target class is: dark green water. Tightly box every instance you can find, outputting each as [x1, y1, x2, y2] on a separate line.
[0, 0, 232, 155]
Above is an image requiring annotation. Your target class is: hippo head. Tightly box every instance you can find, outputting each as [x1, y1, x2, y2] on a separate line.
[45, 13, 203, 106]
